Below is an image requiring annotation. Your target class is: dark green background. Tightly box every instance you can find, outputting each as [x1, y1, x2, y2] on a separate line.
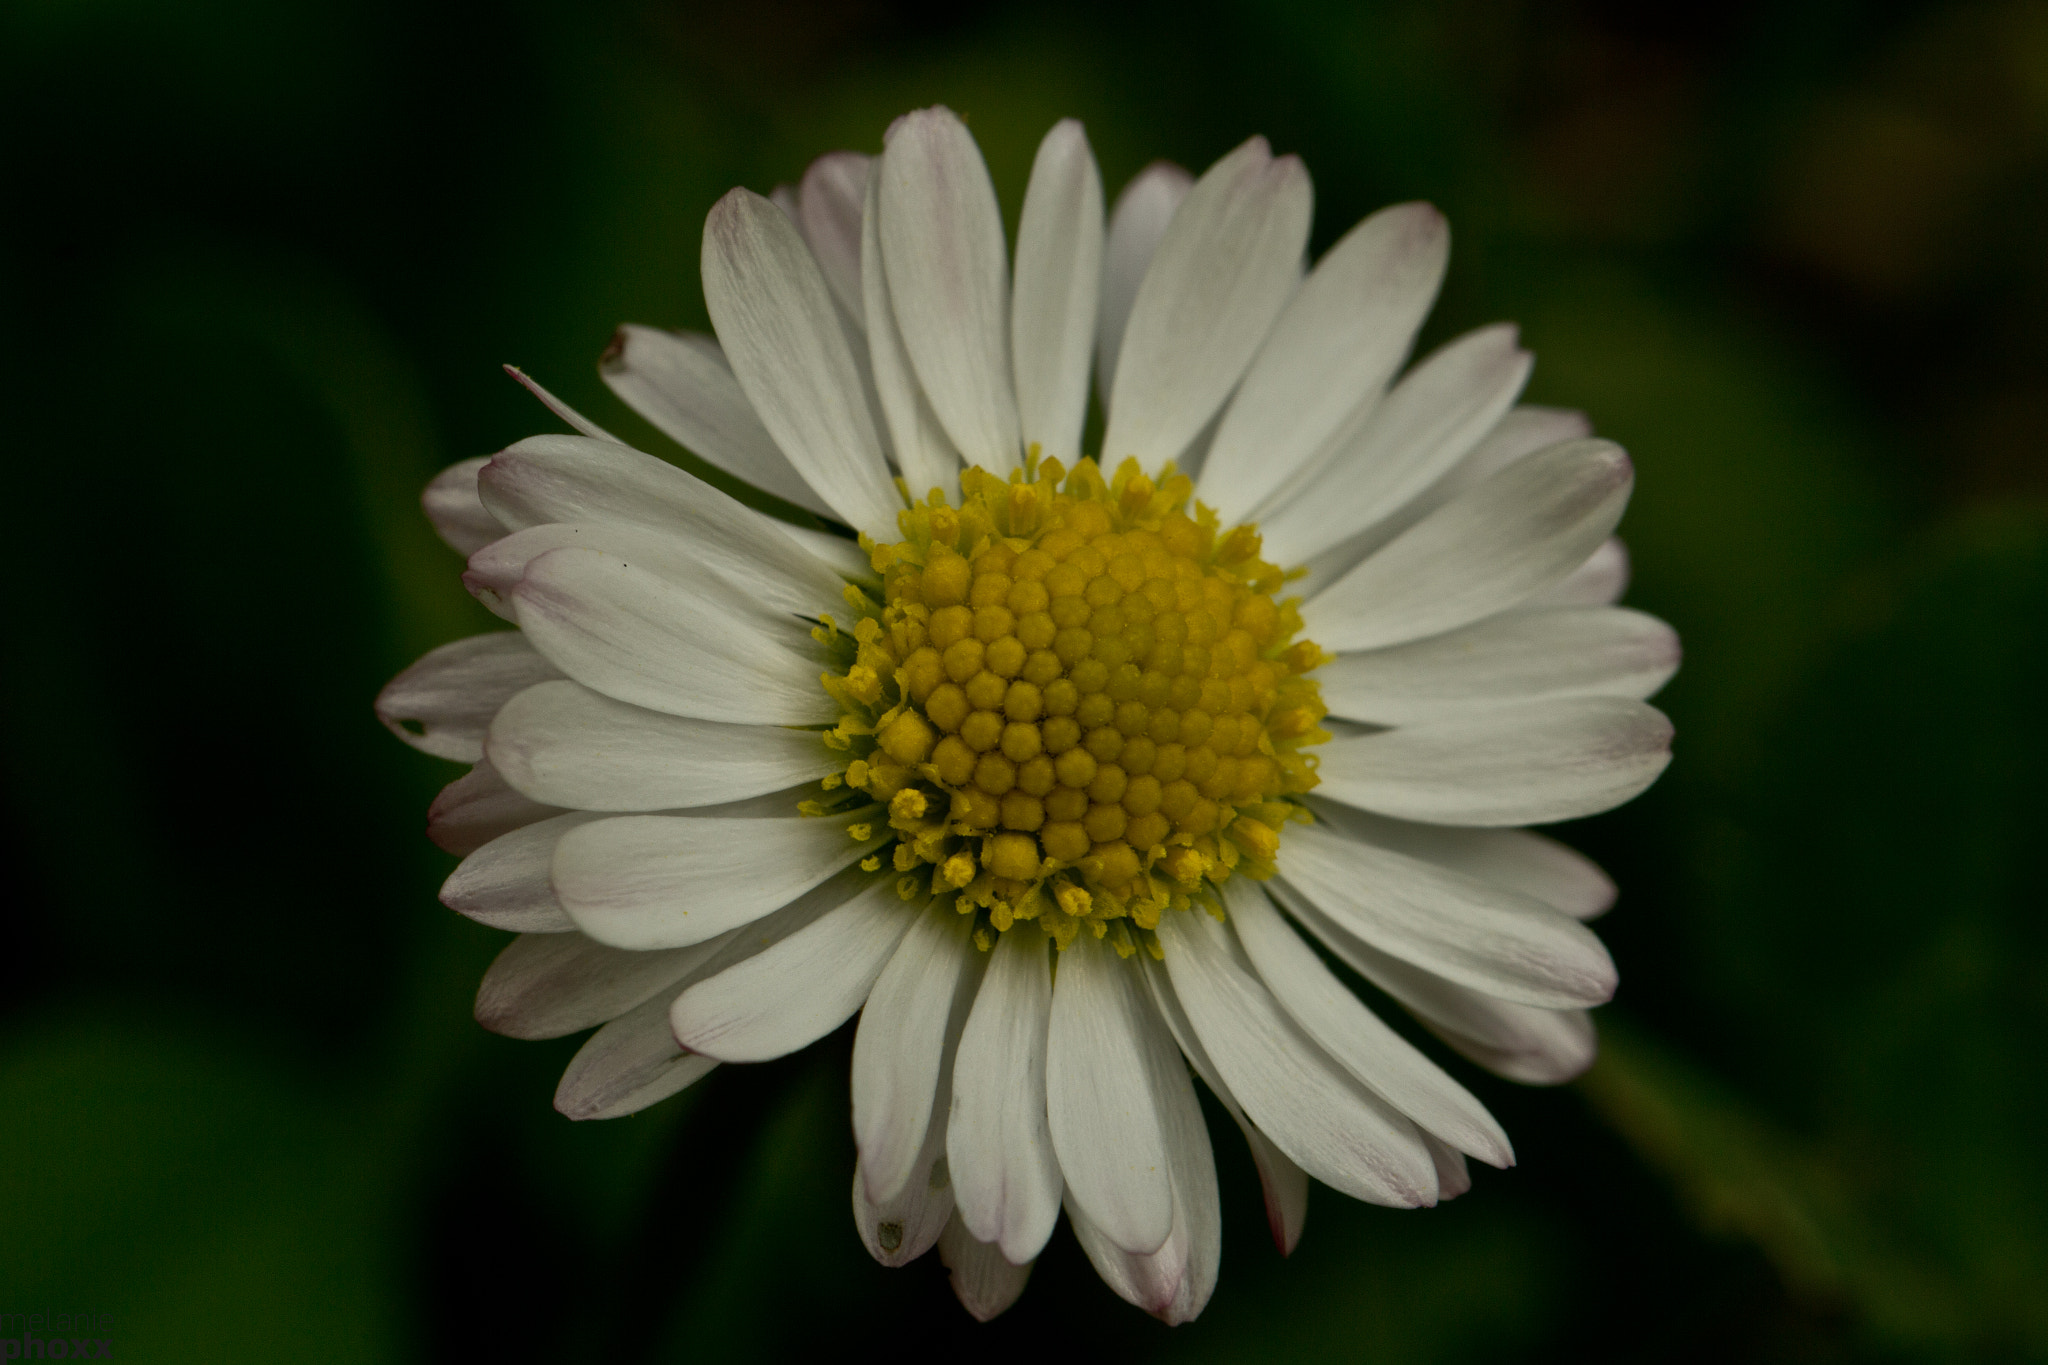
[4, 0, 2044, 1359]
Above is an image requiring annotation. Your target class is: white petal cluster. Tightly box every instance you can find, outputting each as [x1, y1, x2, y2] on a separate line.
[376, 107, 1676, 1324]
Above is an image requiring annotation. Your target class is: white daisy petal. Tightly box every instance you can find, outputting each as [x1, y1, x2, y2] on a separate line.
[1535, 536, 1631, 607]
[854, 1141, 955, 1269]
[477, 434, 850, 614]
[879, 106, 1021, 473]
[467, 520, 834, 627]
[1429, 1138, 1473, 1199]
[1278, 403, 1595, 603]
[468, 523, 610, 626]
[1301, 438, 1633, 651]
[797, 151, 871, 325]
[1317, 696, 1674, 827]
[1141, 954, 1309, 1255]
[474, 930, 729, 1040]
[1011, 118, 1104, 464]
[553, 987, 719, 1121]
[466, 512, 855, 630]
[681, 859, 888, 967]
[852, 900, 986, 1204]
[1096, 162, 1192, 402]
[1308, 798, 1617, 921]
[1062, 978, 1219, 1325]
[438, 810, 603, 933]
[853, 921, 971, 1272]
[514, 859, 891, 1112]
[1175, 406, 1229, 482]
[1421, 404, 1594, 510]
[426, 758, 561, 856]
[1227, 884, 1512, 1166]
[1097, 165, 1196, 405]
[487, 679, 834, 812]
[947, 924, 1063, 1264]
[374, 632, 562, 763]
[701, 187, 902, 538]
[1273, 882, 1598, 1084]
[852, 913, 971, 1272]
[860, 163, 963, 504]
[775, 523, 871, 579]
[1277, 819, 1617, 1008]
[670, 877, 912, 1062]
[661, 859, 892, 992]
[1441, 1004, 1598, 1085]
[1160, 897, 1440, 1207]
[1292, 406, 1594, 594]
[1103, 138, 1312, 468]
[552, 806, 885, 950]
[1066, 1197, 1177, 1319]
[511, 547, 834, 726]
[793, 154, 891, 442]
[504, 365, 623, 444]
[938, 1215, 1034, 1322]
[1258, 324, 1532, 566]
[1046, 932, 1174, 1255]
[1199, 202, 1448, 525]
[422, 456, 504, 556]
[597, 326, 840, 520]
[1318, 606, 1681, 725]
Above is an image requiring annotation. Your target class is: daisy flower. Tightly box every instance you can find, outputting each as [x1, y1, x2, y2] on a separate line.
[377, 107, 1675, 1324]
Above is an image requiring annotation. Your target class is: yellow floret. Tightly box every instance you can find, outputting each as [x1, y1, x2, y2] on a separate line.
[818, 454, 1328, 949]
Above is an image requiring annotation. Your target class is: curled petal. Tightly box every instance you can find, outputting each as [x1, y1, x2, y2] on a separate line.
[376, 632, 561, 763]
[422, 456, 504, 556]
[937, 1214, 1033, 1321]
[427, 758, 560, 856]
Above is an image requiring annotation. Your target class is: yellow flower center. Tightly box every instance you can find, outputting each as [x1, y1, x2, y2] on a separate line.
[815, 455, 1329, 954]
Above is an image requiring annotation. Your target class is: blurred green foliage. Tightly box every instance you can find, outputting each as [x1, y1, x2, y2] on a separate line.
[3, 0, 2044, 1360]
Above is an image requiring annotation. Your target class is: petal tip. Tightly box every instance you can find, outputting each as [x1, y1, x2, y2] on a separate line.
[705, 185, 766, 240]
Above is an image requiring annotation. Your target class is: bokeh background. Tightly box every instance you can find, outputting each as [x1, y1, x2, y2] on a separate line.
[4, 0, 2045, 1359]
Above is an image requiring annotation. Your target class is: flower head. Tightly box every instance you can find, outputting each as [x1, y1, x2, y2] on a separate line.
[377, 106, 1675, 1324]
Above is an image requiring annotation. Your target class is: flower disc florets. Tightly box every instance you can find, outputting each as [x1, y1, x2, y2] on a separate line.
[816, 454, 1330, 953]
